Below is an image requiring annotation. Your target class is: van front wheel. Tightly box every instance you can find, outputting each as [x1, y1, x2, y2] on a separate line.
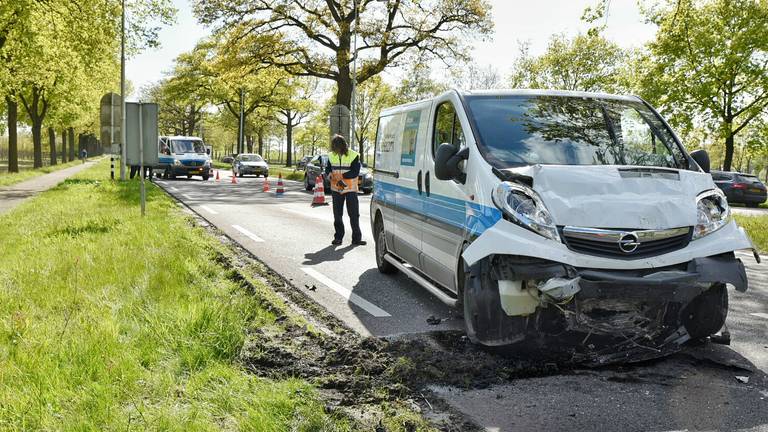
[375, 221, 396, 274]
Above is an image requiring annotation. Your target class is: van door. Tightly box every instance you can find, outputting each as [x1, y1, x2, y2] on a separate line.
[420, 97, 470, 292]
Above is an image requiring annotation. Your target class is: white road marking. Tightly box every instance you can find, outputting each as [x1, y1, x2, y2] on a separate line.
[750, 312, 768, 320]
[200, 205, 218, 215]
[281, 206, 330, 221]
[301, 267, 391, 317]
[169, 186, 179, 192]
[182, 194, 195, 200]
[232, 224, 265, 243]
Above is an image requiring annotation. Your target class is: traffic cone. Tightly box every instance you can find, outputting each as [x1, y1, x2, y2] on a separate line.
[215, 170, 220, 182]
[231, 173, 238, 184]
[275, 173, 284, 197]
[311, 175, 328, 207]
[262, 176, 270, 192]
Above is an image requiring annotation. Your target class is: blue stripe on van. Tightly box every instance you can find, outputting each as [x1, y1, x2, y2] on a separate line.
[373, 181, 502, 236]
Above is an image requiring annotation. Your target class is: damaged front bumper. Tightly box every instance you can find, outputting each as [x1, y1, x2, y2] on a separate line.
[466, 253, 749, 365]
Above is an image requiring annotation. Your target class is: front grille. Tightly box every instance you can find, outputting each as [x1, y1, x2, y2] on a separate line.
[561, 226, 691, 259]
[182, 160, 204, 167]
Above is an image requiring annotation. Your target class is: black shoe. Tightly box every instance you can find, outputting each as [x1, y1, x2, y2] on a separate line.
[351, 240, 367, 246]
[331, 239, 342, 245]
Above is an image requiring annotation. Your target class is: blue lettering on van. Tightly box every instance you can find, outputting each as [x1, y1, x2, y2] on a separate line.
[373, 181, 502, 236]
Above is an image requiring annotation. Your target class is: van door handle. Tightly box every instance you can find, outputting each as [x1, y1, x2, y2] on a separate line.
[417, 170, 422, 195]
[425, 171, 430, 196]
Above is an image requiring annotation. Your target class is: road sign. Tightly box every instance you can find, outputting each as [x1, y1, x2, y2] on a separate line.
[125, 102, 159, 167]
[100, 93, 122, 152]
[329, 104, 350, 141]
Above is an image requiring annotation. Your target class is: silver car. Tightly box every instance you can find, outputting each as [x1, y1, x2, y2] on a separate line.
[233, 154, 269, 178]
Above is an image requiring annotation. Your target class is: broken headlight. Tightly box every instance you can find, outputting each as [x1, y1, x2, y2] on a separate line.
[492, 181, 559, 241]
[692, 189, 730, 240]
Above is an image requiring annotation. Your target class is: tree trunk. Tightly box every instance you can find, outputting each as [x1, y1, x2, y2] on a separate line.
[68, 128, 75, 161]
[48, 127, 57, 165]
[6, 96, 18, 173]
[723, 132, 734, 171]
[31, 121, 43, 169]
[335, 70, 353, 110]
[257, 130, 264, 156]
[61, 129, 67, 162]
[285, 116, 293, 167]
[246, 135, 254, 153]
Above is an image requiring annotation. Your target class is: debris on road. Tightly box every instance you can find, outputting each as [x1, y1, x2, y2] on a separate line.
[426, 315, 442, 325]
[735, 375, 750, 384]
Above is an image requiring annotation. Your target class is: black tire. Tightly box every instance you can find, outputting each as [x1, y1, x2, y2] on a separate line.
[374, 218, 397, 274]
[682, 283, 728, 340]
[746, 202, 760, 208]
[202, 175, 209, 181]
[238, 172, 244, 178]
[463, 258, 527, 346]
[304, 175, 313, 191]
[363, 188, 373, 195]
[186, 174, 192, 179]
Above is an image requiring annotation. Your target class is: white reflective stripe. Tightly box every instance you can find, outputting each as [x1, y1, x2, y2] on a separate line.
[232, 225, 265, 242]
[750, 312, 768, 320]
[301, 267, 391, 317]
[200, 205, 218, 215]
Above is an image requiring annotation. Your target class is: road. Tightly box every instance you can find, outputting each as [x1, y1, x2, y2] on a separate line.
[156, 170, 768, 431]
[732, 205, 768, 217]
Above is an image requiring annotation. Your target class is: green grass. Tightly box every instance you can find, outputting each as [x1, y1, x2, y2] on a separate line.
[0, 159, 95, 188]
[211, 161, 231, 170]
[0, 160, 349, 430]
[735, 214, 768, 254]
[269, 164, 305, 181]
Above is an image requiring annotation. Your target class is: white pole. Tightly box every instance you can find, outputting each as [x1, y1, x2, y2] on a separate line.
[119, 0, 126, 180]
[139, 103, 145, 216]
[238, 88, 244, 154]
[350, 0, 358, 149]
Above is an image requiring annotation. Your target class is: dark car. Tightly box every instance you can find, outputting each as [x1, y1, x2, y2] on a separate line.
[711, 170, 767, 207]
[296, 155, 312, 171]
[303, 154, 373, 194]
[232, 153, 269, 177]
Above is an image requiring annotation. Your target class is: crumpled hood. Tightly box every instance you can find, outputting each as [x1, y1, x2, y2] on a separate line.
[504, 165, 716, 230]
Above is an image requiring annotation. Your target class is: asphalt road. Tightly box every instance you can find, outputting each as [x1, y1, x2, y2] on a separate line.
[156, 170, 768, 431]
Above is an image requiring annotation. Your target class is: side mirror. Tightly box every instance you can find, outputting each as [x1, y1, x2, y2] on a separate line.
[434, 143, 469, 183]
[362, 162, 369, 168]
[206, 148, 211, 155]
[690, 149, 710, 173]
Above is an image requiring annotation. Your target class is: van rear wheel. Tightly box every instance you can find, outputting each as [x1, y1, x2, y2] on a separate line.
[375, 220, 396, 274]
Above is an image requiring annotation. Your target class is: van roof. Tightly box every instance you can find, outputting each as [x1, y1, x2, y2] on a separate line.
[162, 136, 203, 140]
[380, 88, 643, 116]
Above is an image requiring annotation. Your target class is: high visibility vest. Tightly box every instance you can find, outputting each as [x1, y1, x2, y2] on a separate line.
[329, 149, 359, 194]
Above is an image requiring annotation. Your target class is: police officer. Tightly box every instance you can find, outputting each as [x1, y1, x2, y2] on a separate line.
[326, 134, 366, 246]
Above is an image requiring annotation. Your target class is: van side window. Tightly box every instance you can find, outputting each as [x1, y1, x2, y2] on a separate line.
[433, 102, 465, 154]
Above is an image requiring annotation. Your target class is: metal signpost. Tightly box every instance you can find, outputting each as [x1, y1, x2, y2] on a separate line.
[125, 102, 159, 216]
[100, 93, 122, 180]
[329, 105, 351, 141]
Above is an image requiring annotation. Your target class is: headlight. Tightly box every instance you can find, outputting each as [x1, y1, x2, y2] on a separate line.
[693, 189, 730, 240]
[492, 182, 559, 241]
[173, 160, 181, 166]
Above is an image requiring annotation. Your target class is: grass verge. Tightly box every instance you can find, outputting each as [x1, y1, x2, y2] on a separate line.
[0, 159, 95, 188]
[734, 214, 768, 254]
[270, 164, 305, 181]
[0, 160, 349, 430]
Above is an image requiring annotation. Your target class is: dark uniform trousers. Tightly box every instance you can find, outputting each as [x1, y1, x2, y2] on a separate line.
[331, 191, 362, 243]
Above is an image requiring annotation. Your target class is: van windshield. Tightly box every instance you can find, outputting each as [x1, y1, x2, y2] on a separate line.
[464, 95, 686, 169]
[171, 139, 206, 154]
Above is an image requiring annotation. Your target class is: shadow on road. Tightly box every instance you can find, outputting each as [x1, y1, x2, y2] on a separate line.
[303, 244, 356, 265]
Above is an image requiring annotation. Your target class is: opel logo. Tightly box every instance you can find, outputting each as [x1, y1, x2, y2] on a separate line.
[618, 232, 640, 253]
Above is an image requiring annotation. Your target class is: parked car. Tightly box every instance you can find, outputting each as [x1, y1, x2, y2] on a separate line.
[303, 154, 373, 194]
[369, 89, 759, 362]
[297, 155, 312, 171]
[157, 135, 212, 180]
[233, 153, 269, 177]
[222, 155, 234, 164]
[711, 170, 767, 207]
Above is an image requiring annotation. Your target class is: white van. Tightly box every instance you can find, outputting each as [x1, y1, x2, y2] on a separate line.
[371, 89, 759, 360]
[157, 135, 212, 180]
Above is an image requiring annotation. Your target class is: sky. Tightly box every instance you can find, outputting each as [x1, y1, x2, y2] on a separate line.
[126, 0, 658, 97]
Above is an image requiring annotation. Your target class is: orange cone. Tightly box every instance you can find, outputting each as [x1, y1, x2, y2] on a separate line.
[231, 173, 238, 184]
[262, 176, 270, 192]
[215, 170, 220, 182]
[311, 175, 328, 206]
[275, 173, 284, 197]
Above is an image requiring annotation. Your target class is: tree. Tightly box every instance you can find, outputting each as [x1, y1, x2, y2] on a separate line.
[141, 78, 207, 136]
[639, 0, 768, 171]
[353, 75, 394, 162]
[295, 115, 329, 157]
[393, 52, 448, 104]
[451, 62, 503, 90]
[276, 78, 317, 166]
[195, 0, 492, 109]
[509, 33, 626, 92]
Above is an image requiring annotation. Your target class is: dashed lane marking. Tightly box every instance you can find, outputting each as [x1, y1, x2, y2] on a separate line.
[200, 205, 218, 215]
[232, 224, 265, 243]
[182, 194, 195, 200]
[301, 267, 391, 317]
[750, 312, 768, 320]
[169, 186, 179, 192]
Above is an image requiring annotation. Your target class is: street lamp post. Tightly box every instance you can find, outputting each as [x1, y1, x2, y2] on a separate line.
[120, 0, 126, 180]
